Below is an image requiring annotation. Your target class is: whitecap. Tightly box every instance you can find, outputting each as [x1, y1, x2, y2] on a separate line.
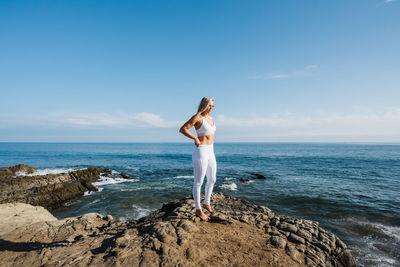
[375, 223, 400, 242]
[224, 177, 235, 181]
[84, 187, 104, 196]
[84, 191, 93, 196]
[131, 204, 152, 219]
[126, 166, 139, 171]
[221, 183, 238, 191]
[16, 167, 85, 176]
[175, 175, 194, 179]
[93, 175, 139, 188]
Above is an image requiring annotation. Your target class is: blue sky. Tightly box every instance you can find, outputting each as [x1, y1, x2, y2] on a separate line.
[1, 0, 399, 142]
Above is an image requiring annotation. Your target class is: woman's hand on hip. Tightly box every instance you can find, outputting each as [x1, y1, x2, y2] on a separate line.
[194, 138, 201, 147]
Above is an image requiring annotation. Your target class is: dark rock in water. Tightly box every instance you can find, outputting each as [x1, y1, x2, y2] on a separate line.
[0, 164, 36, 177]
[239, 178, 250, 183]
[0, 193, 356, 267]
[249, 172, 267, 179]
[120, 173, 131, 179]
[0, 164, 127, 210]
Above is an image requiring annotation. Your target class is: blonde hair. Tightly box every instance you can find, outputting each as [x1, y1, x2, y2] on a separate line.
[196, 96, 214, 116]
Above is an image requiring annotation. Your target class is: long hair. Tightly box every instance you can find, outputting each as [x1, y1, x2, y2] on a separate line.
[196, 96, 214, 116]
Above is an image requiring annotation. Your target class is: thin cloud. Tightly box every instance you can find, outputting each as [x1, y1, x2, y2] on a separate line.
[251, 64, 319, 80]
[216, 108, 400, 138]
[0, 112, 181, 129]
[377, 0, 395, 7]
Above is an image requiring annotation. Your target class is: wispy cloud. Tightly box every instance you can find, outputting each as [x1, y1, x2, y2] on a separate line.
[251, 64, 319, 80]
[0, 112, 181, 129]
[215, 108, 400, 139]
[377, 0, 395, 7]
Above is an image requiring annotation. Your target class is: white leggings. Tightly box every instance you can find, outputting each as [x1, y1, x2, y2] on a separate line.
[192, 144, 217, 210]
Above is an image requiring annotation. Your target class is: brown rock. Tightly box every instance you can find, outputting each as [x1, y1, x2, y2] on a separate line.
[270, 235, 287, 249]
[288, 233, 306, 244]
[0, 164, 132, 210]
[0, 192, 355, 267]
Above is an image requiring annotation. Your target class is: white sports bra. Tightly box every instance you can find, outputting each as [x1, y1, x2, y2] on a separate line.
[196, 117, 216, 137]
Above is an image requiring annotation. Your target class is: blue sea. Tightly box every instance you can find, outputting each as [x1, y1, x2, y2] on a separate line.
[0, 142, 399, 267]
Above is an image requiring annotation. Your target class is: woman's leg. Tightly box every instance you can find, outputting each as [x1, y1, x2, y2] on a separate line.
[192, 148, 208, 210]
[204, 150, 217, 207]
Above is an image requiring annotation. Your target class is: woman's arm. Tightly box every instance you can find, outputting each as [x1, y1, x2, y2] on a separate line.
[179, 115, 201, 147]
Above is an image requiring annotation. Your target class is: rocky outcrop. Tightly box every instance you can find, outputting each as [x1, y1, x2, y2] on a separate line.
[0, 164, 114, 210]
[0, 193, 356, 267]
[0, 203, 57, 236]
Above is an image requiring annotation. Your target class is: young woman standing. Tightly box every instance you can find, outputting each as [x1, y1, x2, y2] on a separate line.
[179, 97, 216, 221]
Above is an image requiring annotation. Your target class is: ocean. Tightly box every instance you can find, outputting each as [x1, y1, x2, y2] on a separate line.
[0, 142, 399, 267]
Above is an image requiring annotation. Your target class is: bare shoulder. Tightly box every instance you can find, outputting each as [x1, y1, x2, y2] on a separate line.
[190, 114, 202, 123]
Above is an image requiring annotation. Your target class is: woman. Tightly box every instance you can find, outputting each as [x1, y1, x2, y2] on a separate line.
[179, 96, 216, 221]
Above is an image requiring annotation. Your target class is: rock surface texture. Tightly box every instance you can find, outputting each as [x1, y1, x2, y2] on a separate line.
[0, 164, 111, 210]
[0, 193, 356, 267]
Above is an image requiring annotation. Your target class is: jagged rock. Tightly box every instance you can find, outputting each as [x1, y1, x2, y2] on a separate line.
[270, 235, 287, 248]
[0, 164, 131, 210]
[288, 233, 306, 244]
[0, 193, 356, 267]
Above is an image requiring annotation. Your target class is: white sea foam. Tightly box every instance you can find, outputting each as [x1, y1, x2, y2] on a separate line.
[16, 167, 84, 176]
[221, 183, 238, 191]
[175, 175, 194, 179]
[375, 223, 400, 242]
[84, 187, 104, 196]
[126, 166, 139, 171]
[132, 204, 152, 219]
[224, 177, 235, 181]
[338, 217, 400, 266]
[93, 174, 139, 187]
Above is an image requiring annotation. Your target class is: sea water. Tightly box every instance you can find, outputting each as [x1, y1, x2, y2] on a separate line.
[0, 142, 399, 267]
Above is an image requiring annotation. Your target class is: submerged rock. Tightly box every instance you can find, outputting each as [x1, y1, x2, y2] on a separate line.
[0, 193, 356, 267]
[249, 172, 267, 179]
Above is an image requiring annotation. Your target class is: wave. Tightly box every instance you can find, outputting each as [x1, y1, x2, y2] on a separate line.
[131, 204, 152, 219]
[125, 166, 140, 171]
[220, 183, 238, 191]
[175, 175, 194, 179]
[331, 216, 400, 266]
[16, 167, 85, 176]
[118, 204, 153, 221]
[93, 173, 139, 188]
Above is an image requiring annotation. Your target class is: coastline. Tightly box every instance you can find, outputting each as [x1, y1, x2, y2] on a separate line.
[0, 164, 356, 266]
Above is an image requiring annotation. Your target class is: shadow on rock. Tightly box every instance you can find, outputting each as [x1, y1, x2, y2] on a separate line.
[0, 238, 69, 252]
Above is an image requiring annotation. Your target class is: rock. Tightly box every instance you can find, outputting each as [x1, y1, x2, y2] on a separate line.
[0, 164, 132, 210]
[296, 229, 313, 242]
[9, 164, 37, 175]
[288, 233, 305, 244]
[313, 240, 332, 253]
[0, 192, 356, 267]
[249, 172, 266, 179]
[338, 249, 357, 267]
[335, 236, 347, 250]
[0, 202, 57, 236]
[285, 244, 301, 263]
[279, 222, 298, 233]
[269, 235, 286, 249]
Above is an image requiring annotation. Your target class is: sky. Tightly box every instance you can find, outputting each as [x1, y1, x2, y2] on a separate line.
[0, 0, 399, 142]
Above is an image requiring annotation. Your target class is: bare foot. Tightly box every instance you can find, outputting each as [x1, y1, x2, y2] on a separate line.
[202, 204, 215, 214]
[196, 209, 210, 221]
